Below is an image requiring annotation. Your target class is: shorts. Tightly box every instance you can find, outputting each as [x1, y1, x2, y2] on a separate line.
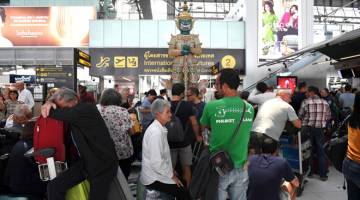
[170, 145, 193, 166]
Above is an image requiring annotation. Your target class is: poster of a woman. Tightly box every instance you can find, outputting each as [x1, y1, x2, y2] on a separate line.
[258, 0, 300, 61]
[261, 1, 278, 55]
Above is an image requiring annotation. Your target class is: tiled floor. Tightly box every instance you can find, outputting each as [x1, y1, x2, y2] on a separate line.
[129, 162, 348, 200]
[298, 167, 347, 200]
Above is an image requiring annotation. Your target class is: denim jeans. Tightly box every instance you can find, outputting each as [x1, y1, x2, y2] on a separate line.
[307, 127, 327, 177]
[218, 168, 248, 200]
[343, 157, 360, 200]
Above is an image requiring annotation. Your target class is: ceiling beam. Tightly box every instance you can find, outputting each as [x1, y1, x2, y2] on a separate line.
[138, 0, 153, 19]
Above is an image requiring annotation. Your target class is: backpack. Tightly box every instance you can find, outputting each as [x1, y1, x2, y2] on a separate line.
[166, 101, 187, 142]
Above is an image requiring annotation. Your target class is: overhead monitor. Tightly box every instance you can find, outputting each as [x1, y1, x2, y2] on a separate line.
[338, 69, 354, 79]
[352, 67, 360, 78]
[277, 76, 297, 94]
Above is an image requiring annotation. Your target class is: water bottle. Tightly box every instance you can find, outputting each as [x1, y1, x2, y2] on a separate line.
[202, 128, 210, 146]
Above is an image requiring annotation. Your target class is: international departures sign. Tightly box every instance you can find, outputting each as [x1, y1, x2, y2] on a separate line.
[89, 48, 245, 76]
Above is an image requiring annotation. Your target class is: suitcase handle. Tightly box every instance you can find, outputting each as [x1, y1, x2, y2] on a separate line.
[26, 147, 56, 158]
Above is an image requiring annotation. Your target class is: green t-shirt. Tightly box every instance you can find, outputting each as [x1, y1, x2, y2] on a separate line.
[200, 96, 254, 168]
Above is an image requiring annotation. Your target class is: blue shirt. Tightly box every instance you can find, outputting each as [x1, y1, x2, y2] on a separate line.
[339, 93, 355, 109]
[248, 154, 295, 200]
[191, 101, 206, 121]
[141, 97, 154, 130]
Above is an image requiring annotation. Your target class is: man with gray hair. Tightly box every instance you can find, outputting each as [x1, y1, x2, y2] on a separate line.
[41, 87, 118, 200]
[4, 104, 33, 133]
[141, 99, 190, 199]
[15, 81, 35, 109]
[250, 89, 301, 153]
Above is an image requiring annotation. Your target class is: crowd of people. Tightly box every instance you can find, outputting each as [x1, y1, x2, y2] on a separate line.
[0, 71, 360, 200]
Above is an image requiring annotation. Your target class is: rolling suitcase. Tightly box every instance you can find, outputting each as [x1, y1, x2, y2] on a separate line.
[33, 116, 67, 181]
[107, 167, 134, 200]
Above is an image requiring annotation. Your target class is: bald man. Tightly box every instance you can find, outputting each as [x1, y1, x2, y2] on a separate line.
[250, 89, 301, 153]
[15, 81, 35, 109]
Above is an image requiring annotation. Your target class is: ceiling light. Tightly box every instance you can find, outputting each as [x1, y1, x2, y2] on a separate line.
[122, 77, 132, 82]
[340, 54, 360, 60]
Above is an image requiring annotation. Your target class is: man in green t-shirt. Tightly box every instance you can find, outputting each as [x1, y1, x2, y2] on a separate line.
[200, 69, 254, 200]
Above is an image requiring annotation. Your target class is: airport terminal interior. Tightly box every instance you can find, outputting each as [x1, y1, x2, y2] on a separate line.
[1, 0, 360, 199]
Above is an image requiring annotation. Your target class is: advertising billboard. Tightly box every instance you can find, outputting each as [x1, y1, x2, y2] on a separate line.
[258, 0, 300, 61]
[0, 7, 96, 47]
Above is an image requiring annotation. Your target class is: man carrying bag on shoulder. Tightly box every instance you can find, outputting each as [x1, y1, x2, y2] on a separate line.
[199, 69, 254, 200]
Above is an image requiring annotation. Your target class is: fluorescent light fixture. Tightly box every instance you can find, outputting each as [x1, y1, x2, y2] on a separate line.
[103, 75, 114, 80]
[340, 54, 360, 60]
[312, 60, 333, 65]
[122, 77, 131, 82]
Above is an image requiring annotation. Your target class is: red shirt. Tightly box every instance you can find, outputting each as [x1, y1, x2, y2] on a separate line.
[80, 92, 95, 104]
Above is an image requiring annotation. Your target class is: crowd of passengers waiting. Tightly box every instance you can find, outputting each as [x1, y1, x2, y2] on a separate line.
[0, 72, 360, 200]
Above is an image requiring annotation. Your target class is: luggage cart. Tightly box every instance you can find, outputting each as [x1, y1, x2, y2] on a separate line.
[280, 131, 311, 196]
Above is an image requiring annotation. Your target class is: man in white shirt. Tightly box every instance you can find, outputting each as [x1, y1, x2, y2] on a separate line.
[15, 81, 35, 110]
[248, 82, 276, 109]
[140, 99, 190, 199]
[250, 89, 301, 153]
[4, 104, 32, 133]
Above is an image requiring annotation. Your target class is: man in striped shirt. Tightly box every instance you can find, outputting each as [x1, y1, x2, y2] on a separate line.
[299, 86, 331, 181]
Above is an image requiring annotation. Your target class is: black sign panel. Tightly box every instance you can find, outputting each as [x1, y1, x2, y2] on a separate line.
[35, 66, 75, 90]
[10, 75, 36, 84]
[90, 48, 245, 76]
[74, 49, 91, 68]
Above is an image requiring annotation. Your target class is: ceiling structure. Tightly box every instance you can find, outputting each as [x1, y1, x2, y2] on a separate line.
[314, 0, 360, 8]
[122, 0, 239, 20]
[313, 0, 360, 43]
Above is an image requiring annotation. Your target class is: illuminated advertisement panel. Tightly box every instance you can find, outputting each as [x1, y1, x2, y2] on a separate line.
[258, 0, 300, 61]
[0, 7, 96, 47]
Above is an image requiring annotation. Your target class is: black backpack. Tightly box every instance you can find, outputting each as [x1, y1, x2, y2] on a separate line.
[166, 101, 187, 142]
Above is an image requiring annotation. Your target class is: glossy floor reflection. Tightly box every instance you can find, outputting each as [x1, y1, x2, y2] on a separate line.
[298, 167, 347, 200]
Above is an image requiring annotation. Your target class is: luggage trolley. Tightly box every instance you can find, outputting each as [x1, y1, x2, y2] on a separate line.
[280, 131, 311, 196]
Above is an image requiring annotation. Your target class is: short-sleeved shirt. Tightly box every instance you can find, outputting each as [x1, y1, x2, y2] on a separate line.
[99, 105, 133, 160]
[191, 101, 206, 121]
[140, 97, 154, 130]
[291, 92, 306, 114]
[298, 96, 331, 128]
[248, 155, 295, 200]
[169, 100, 196, 148]
[339, 93, 355, 109]
[252, 98, 298, 141]
[200, 96, 254, 168]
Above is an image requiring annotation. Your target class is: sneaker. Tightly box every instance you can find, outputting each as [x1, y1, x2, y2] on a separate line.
[320, 176, 328, 181]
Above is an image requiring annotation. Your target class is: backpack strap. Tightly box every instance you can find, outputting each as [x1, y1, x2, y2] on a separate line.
[174, 101, 182, 116]
[230, 101, 247, 144]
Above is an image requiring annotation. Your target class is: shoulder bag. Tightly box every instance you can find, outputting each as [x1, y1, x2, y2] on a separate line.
[209, 101, 246, 176]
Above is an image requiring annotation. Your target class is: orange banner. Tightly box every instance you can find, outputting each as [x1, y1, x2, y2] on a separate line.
[0, 7, 96, 47]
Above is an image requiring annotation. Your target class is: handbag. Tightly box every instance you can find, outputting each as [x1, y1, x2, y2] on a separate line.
[209, 102, 246, 176]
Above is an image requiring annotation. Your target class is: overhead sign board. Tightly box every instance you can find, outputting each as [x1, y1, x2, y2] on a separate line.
[74, 49, 91, 68]
[9, 75, 36, 83]
[35, 66, 75, 89]
[90, 48, 246, 76]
